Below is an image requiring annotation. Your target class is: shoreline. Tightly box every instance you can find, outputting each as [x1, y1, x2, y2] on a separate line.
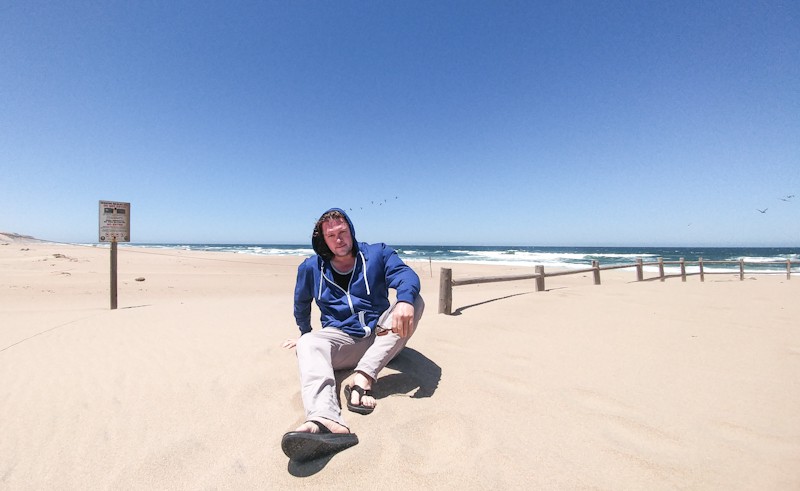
[4, 233, 796, 276]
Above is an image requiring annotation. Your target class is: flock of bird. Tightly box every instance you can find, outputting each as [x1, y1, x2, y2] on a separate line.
[756, 194, 795, 214]
[346, 193, 790, 219]
[347, 196, 399, 213]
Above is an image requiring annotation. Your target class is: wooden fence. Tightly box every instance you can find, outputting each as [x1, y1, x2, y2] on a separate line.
[438, 258, 799, 315]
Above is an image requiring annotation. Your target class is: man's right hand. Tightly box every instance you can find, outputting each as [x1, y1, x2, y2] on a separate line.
[281, 338, 298, 350]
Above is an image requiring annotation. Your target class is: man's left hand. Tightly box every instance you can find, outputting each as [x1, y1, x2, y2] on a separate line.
[390, 301, 415, 338]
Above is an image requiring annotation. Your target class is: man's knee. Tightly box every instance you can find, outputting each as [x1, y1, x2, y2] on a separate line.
[295, 332, 325, 355]
[414, 295, 425, 322]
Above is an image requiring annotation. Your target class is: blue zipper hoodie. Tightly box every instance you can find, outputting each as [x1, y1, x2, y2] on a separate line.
[293, 208, 421, 338]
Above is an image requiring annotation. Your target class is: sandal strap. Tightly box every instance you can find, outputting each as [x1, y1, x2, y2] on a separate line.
[308, 420, 331, 434]
[351, 384, 372, 398]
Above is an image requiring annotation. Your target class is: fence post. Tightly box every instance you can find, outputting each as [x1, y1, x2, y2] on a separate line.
[592, 260, 601, 285]
[658, 257, 665, 282]
[699, 257, 705, 282]
[788, 259, 792, 280]
[535, 265, 545, 292]
[739, 259, 744, 281]
[636, 258, 643, 281]
[439, 268, 452, 315]
[680, 257, 686, 282]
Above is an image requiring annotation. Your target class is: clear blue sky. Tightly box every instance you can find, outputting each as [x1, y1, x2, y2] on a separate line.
[1, 1, 798, 247]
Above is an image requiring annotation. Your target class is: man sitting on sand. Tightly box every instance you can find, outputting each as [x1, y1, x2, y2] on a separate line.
[281, 208, 423, 460]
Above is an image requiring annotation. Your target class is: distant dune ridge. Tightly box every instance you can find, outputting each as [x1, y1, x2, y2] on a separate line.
[0, 232, 41, 244]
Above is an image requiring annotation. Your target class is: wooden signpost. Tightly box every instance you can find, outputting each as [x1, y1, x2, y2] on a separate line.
[99, 201, 131, 310]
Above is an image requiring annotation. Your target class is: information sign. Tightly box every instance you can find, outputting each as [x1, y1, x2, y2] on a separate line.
[99, 201, 131, 242]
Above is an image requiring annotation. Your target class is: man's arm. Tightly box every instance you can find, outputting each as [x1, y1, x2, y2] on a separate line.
[382, 245, 420, 338]
[293, 260, 315, 335]
[382, 245, 421, 304]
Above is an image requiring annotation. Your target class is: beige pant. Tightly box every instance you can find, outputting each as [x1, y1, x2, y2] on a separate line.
[294, 296, 425, 428]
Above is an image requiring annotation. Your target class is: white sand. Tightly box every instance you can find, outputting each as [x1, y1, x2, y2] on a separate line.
[1, 235, 799, 489]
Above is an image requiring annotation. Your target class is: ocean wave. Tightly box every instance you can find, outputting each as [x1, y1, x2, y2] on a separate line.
[588, 253, 656, 261]
[119, 243, 798, 272]
[733, 255, 797, 263]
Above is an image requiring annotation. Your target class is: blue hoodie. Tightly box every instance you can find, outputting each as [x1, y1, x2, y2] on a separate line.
[293, 208, 421, 338]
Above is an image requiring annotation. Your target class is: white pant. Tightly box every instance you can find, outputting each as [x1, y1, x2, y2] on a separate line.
[294, 296, 425, 427]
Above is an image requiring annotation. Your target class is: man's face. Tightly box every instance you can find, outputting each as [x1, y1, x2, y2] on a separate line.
[321, 218, 352, 258]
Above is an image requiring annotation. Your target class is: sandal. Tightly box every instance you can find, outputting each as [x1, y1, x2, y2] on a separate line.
[344, 384, 375, 415]
[281, 421, 359, 462]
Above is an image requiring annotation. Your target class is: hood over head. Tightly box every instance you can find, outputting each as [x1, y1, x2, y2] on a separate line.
[312, 208, 359, 260]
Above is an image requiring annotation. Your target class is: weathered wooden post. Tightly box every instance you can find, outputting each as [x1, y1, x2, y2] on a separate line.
[636, 258, 643, 281]
[680, 257, 686, 282]
[439, 268, 453, 315]
[658, 257, 665, 282]
[592, 260, 601, 285]
[699, 257, 705, 282]
[788, 259, 792, 280]
[110, 239, 118, 310]
[535, 265, 545, 292]
[739, 259, 745, 281]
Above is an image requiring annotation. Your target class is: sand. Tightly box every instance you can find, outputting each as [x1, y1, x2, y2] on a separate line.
[1, 233, 799, 489]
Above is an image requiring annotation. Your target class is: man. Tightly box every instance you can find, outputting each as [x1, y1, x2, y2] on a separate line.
[281, 208, 424, 461]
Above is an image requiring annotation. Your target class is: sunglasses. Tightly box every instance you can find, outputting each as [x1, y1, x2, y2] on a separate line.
[375, 325, 393, 335]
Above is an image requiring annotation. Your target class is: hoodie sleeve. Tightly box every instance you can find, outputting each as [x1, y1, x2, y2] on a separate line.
[382, 244, 421, 304]
[293, 259, 315, 334]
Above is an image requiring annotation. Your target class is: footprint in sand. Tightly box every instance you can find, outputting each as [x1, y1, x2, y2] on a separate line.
[567, 388, 683, 471]
[386, 412, 478, 472]
[712, 420, 798, 450]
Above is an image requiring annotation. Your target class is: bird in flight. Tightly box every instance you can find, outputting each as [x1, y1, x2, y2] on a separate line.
[757, 208, 768, 214]
[347, 197, 399, 213]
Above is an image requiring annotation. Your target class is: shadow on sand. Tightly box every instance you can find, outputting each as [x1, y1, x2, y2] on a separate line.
[451, 291, 533, 316]
[287, 453, 336, 477]
[333, 347, 441, 402]
[376, 347, 442, 399]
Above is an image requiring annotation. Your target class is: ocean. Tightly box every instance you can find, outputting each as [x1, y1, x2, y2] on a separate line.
[121, 244, 800, 274]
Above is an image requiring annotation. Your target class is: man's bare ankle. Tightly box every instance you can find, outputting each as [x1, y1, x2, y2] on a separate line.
[353, 371, 373, 390]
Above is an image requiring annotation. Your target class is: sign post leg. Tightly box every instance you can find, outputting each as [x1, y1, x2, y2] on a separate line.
[110, 239, 118, 310]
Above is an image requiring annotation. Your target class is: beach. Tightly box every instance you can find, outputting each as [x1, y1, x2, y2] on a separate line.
[1, 234, 799, 490]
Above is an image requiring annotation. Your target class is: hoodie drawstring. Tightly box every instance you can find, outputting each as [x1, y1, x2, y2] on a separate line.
[318, 263, 325, 299]
[359, 251, 370, 295]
